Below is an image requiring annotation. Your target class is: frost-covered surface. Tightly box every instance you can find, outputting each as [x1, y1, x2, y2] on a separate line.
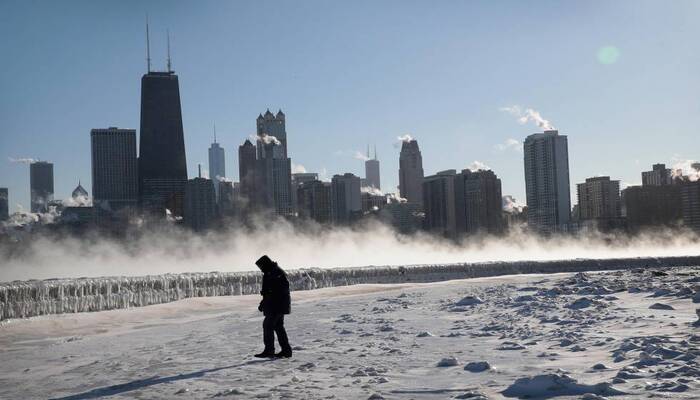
[0, 267, 698, 399]
[2, 256, 700, 321]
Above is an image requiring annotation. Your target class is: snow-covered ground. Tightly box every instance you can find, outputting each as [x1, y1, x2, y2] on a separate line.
[0, 267, 698, 399]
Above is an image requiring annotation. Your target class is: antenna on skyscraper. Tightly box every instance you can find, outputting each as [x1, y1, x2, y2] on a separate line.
[166, 29, 172, 72]
[374, 144, 378, 160]
[146, 15, 151, 72]
[367, 144, 370, 159]
[213, 123, 217, 143]
[198, 163, 202, 178]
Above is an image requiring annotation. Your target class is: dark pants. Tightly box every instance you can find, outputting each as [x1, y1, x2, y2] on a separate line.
[263, 314, 290, 352]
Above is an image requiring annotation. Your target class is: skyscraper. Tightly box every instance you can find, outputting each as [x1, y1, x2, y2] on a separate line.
[91, 128, 138, 221]
[256, 139, 293, 216]
[523, 130, 571, 233]
[399, 139, 424, 206]
[208, 128, 226, 180]
[30, 161, 54, 213]
[365, 145, 381, 190]
[257, 109, 288, 157]
[422, 170, 457, 237]
[455, 169, 504, 235]
[255, 110, 293, 217]
[184, 166, 216, 231]
[138, 28, 188, 217]
[238, 139, 258, 208]
[331, 173, 362, 224]
[209, 128, 226, 203]
[0, 188, 8, 221]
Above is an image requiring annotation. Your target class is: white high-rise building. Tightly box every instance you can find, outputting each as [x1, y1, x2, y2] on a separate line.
[523, 130, 571, 233]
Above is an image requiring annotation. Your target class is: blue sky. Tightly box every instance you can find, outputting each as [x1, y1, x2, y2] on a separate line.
[1, 0, 699, 211]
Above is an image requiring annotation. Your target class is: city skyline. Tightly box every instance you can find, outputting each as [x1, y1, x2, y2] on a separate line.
[2, 1, 700, 212]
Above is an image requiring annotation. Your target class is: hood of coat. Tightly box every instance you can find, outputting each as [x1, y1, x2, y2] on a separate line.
[255, 255, 277, 274]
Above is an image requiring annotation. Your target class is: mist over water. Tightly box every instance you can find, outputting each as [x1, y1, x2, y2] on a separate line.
[1, 219, 699, 282]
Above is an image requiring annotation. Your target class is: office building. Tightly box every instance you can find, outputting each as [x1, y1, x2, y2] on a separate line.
[184, 166, 216, 231]
[331, 173, 362, 224]
[30, 161, 54, 213]
[642, 164, 673, 186]
[297, 180, 332, 224]
[90, 128, 138, 221]
[422, 170, 457, 237]
[257, 109, 288, 157]
[238, 139, 258, 208]
[399, 139, 424, 206]
[138, 34, 188, 217]
[365, 145, 381, 190]
[0, 188, 8, 221]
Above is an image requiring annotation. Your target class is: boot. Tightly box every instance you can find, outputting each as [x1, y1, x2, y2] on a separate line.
[254, 350, 275, 358]
[275, 348, 293, 358]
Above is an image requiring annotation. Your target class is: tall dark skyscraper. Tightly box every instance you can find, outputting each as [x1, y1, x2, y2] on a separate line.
[238, 139, 257, 207]
[30, 161, 54, 213]
[523, 130, 571, 233]
[0, 188, 8, 221]
[422, 170, 457, 237]
[91, 128, 138, 221]
[138, 27, 188, 217]
[399, 139, 424, 207]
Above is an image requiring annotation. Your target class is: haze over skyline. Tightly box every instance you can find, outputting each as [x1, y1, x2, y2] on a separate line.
[1, 0, 699, 211]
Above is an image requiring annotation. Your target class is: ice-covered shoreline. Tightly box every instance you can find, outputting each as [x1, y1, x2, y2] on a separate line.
[2, 255, 700, 321]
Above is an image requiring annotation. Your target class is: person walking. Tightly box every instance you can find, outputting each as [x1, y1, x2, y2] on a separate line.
[254, 255, 293, 358]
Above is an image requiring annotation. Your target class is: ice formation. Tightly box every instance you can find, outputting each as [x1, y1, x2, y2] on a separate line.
[1, 255, 699, 321]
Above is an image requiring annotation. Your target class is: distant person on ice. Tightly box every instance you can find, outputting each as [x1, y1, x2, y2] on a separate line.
[254, 255, 293, 358]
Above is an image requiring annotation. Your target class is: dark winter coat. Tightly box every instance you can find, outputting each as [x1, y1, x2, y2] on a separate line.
[256, 256, 291, 316]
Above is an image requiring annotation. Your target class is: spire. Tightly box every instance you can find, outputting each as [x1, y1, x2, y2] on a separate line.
[374, 144, 378, 160]
[213, 123, 217, 144]
[198, 163, 202, 178]
[166, 29, 172, 72]
[145, 15, 151, 72]
[366, 144, 370, 159]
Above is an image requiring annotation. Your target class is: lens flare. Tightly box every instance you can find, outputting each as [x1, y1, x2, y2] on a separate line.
[597, 46, 620, 65]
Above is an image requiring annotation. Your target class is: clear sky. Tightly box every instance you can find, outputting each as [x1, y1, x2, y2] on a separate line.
[1, 0, 699, 211]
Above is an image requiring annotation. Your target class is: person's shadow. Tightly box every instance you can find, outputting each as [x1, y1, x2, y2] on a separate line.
[50, 359, 273, 400]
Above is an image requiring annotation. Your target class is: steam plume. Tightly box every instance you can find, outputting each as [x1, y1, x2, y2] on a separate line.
[500, 105, 555, 130]
[468, 160, 491, 171]
[8, 157, 37, 164]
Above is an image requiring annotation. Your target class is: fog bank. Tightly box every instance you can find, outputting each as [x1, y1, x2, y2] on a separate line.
[1, 220, 699, 282]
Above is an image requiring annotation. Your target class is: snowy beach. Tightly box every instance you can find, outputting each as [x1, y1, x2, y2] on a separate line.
[1, 266, 698, 399]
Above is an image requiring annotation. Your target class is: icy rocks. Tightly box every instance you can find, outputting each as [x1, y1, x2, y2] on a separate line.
[497, 341, 525, 350]
[367, 394, 385, 400]
[455, 296, 483, 306]
[436, 356, 459, 367]
[693, 291, 700, 303]
[464, 361, 491, 372]
[416, 331, 434, 337]
[592, 363, 608, 370]
[567, 297, 597, 309]
[649, 303, 675, 310]
[213, 388, 244, 397]
[501, 374, 624, 398]
[454, 391, 489, 399]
